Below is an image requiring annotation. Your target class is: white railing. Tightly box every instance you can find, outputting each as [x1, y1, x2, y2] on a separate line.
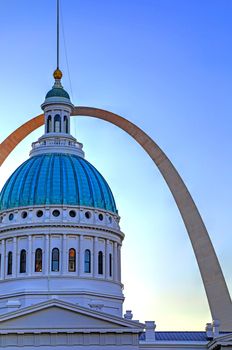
[31, 139, 82, 150]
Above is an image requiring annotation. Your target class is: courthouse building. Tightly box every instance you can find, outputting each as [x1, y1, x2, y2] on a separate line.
[0, 68, 231, 349]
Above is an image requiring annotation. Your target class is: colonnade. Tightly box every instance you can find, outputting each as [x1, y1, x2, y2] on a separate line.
[0, 234, 122, 283]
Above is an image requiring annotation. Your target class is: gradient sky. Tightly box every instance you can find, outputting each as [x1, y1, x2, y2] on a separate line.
[0, 0, 232, 330]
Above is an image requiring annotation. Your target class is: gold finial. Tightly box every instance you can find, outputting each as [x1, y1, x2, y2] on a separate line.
[53, 68, 63, 80]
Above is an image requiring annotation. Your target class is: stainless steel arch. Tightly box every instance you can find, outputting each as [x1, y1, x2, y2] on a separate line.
[0, 106, 231, 331]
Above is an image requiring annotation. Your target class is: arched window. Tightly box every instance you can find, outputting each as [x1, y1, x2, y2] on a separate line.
[54, 114, 61, 133]
[64, 115, 69, 133]
[84, 249, 91, 273]
[51, 248, 59, 272]
[68, 248, 76, 272]
[98, 251, 103, 275]
[35, 248, 42, 272]
[109, 253, 112, 277]
[47, 115, 52, 133]
[20, 249, 26, 273]
[7, 251, 12, 275]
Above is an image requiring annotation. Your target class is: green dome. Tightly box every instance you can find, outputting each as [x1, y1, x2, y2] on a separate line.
[45, 87, 70, 99]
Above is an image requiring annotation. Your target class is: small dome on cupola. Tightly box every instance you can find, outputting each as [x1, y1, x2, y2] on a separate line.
[45, 87, 70, 100]
[41, 68, 73, 109]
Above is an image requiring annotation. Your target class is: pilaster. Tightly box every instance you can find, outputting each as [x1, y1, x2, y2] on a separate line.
[28, 235, 32, 276]
[62, 234, 67, 274]
[106, 239, 110, 279]
[93, 237, 98, 277]
[79, 235, 83, 276]
[113, 242, 118, 281]
[118, 244, 121, 282]
[45, 234, 49, 275]
[1, 239, 5, 279]
[12, 237, 17, 277]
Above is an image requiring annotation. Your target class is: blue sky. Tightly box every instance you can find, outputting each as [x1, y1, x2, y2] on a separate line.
[0, 0, 232, 330]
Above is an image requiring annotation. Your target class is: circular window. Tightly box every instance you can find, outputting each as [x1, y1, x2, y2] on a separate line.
[108, 216, 112, 223]
[85, 211, 91, 219]
[69, 210, 76, 218]
[52, 209, 60, 217]
[21, 211, 28, 219]
[36, 210, 43, 218]
[9, 213, 14, 221]
[98, 213, 103, 221]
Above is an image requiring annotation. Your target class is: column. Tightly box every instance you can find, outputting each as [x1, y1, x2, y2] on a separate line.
[113, 242, 118, 282]
[105, 240, 110, 279]
[68, 115, 71, 134]
[13, 237, 17, 277]
[61, 112, 64, 133]
[79, 236, 83, 276]
[51, 114, 55, 133]
[45, 234, 49, 275]
[1, 240, 5, 279]
[62, 234, 67, 274]
[17, 244, 20, 277]
[76, 235, 79, 276]
[93, 237, 98, 277]
[28, 235, 32, 276]
[118, 245, 121, 283]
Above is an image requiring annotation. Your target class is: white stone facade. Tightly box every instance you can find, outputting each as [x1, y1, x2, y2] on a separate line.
[0, 203, 123, 316]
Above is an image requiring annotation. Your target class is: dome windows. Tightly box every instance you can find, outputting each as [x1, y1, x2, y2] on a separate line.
[64, 115, 69, 133]
[51, 248, 60, 272]
[54, 114, 61, 133]
[84, 249, 91, 273]
[68, 248, 76, 272]
[47, 115, 52, 133]
[69, 210, 76, 218]
[20, 249, 26, 273]
[44, 111, 71, 134]
[98, 251, 103, 275]
[36, 210, 43, 218]
[21, 211, 28, 219]
[1, 208, 117, 230]
[85, 211, 91, 219]
[0, 237, 118, 282]
[7, 252, 12, 275]
[35, 248, 43, 272]
[52, 209, 60, 217]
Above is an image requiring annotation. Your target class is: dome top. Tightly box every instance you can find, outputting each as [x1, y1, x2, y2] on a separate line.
[45, 87, 70, 99]
[0, 154, 117, 213]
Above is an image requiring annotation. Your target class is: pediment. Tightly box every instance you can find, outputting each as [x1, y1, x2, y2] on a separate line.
[0, 300, 144, 332]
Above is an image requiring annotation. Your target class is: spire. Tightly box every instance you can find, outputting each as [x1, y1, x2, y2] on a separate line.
[53, 0, 62, 81]
[57, 0, 60, 70]
[42, 0, 73, 109]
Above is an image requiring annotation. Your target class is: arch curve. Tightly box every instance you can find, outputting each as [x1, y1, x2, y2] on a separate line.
[0, 106, 231, 330]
